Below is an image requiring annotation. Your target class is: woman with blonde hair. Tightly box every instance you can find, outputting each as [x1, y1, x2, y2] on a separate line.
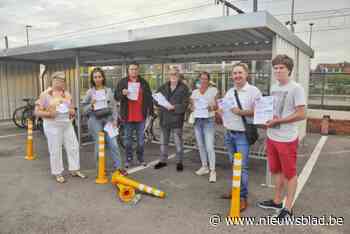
[35, 71, 86, 183]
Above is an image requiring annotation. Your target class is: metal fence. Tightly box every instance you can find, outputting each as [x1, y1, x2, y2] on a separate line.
[81, 69, 350, 111]
[309, 72, 350, 111]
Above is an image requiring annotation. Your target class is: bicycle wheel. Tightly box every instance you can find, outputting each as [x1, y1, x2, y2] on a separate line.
[117, 124, 138, 151]
[36, 117, 44, 132]
[145, 115, 157, 142]
[12, 106, 27, 128]
[21, 108, 34, 129]
[117, 124, 125, 149]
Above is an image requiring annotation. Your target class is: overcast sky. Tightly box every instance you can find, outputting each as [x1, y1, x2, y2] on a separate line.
[0, 0, 349, 67]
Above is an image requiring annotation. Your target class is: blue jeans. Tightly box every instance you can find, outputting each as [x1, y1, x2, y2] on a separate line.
[194, 118, 216, 170]
[124, 121, 145, 163]
[87, 116, 122, 170]
[224, 131, 250, 199]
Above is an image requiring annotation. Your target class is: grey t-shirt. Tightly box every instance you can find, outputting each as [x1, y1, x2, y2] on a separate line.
[267, 80, 306, 142]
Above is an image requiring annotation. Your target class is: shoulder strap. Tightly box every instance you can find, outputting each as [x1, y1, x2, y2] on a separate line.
[234, 89, 248, 127]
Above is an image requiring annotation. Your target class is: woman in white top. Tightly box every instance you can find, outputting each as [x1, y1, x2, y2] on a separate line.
[190, 72, 218, 182]
[34, 72, 86, 183]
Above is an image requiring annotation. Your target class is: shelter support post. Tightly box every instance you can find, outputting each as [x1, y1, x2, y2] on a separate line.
[74, 53, 81, 145]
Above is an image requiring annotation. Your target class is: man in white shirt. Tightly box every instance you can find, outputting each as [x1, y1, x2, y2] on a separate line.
[257, 54, 306, 219]
[219, 63, 262, 212]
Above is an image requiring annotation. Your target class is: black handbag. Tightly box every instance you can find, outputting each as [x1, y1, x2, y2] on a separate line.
[94, 107, 112, 119]
[234, 89, 259, 145]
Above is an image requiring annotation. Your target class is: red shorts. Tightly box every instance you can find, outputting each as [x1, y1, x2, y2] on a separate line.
[266, 137, 298, 180]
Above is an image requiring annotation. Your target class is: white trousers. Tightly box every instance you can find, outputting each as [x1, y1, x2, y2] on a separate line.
[43, 120, 80, 175]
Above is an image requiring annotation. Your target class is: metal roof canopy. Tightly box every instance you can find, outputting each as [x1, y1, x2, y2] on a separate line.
[0, 11, 313, 65]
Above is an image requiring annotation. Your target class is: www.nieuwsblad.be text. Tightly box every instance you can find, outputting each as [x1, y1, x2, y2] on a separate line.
[209, 214, 344, 226]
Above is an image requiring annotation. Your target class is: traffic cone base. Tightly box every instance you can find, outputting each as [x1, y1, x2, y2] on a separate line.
[95, 177, 109, 184]
[117, 184, 136, 202]
[25, 155, 36, 160]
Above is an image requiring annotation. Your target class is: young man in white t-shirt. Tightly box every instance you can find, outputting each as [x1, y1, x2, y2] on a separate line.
[257, 54, 306, 219]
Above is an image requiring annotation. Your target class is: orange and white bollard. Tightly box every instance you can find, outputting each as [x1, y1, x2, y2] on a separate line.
[25, 119, 35, 160]
[95, 131, 108, 184]
[111, 170, 165, 198]
[229, 152, 242, 219]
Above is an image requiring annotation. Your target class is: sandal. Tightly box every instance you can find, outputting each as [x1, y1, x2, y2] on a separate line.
[55, 175, 66, 183]
[70, 170, 87, 179]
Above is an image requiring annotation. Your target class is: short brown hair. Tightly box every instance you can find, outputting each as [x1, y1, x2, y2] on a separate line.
[127, 62, 139, 69]
[272, 54, 294, 76]
[232, 62, 249, 73]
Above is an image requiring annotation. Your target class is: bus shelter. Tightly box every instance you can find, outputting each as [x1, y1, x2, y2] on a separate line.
[0, 11, 314, 144]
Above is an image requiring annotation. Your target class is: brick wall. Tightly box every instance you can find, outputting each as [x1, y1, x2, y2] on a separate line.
[307, 118, 350, 135]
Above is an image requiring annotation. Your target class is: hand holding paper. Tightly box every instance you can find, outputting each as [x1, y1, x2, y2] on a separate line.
[56, 103, 69, 113]
[93, 90, 108, 110]
[253, 96, 274, 125]
[127, 82, 140, 101]
[94, 90, 107, 101]
[152, 93, 173, 109]
[217, 97, 238, 127]
[104, 122, 119, 138]
[217, 97, 236, 111]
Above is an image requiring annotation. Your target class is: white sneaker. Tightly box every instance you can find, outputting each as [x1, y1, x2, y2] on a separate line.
[209, 170, 216, 183]
[195, 166, 209, 176]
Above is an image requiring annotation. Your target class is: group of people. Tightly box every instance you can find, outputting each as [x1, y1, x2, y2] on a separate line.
[34, 54, 305, 219]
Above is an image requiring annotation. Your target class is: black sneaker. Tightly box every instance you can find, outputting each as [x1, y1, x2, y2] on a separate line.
[257, 199, 283, 211]
[275, 208, 293, 220]
[176, 163, 183, 172]
[154, 162, 167, 169]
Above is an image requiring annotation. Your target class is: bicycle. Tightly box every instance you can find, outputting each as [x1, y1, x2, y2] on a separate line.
[12, 98, 43, 130]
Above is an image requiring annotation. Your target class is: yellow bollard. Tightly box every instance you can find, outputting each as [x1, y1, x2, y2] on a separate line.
[229, 152, 242, 219]
[95, 131, 108, 184]
[116, 183, 136, 202]
[25, 119, 35, 160]
[111, 171, 165, 198]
